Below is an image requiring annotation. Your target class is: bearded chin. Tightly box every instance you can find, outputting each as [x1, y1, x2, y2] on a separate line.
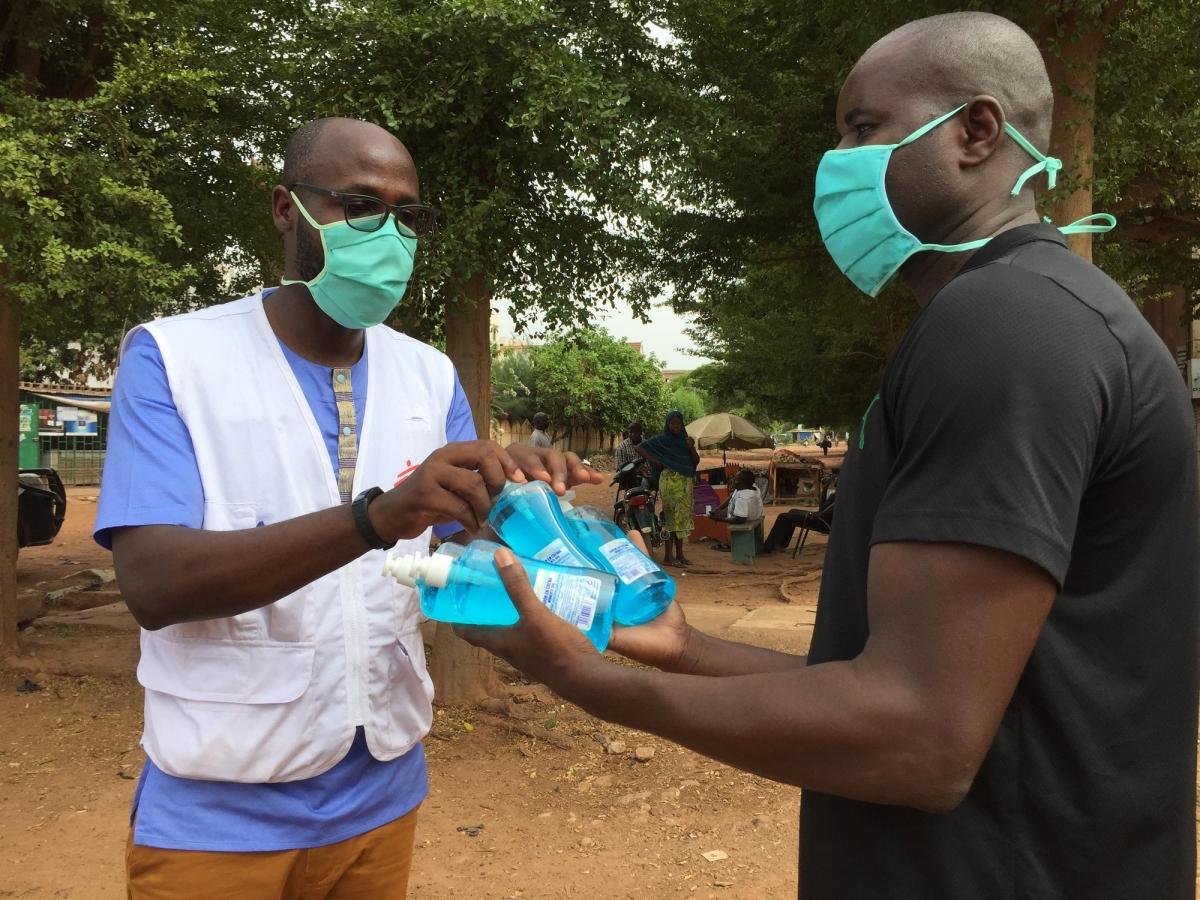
[294, 227, 324, 282]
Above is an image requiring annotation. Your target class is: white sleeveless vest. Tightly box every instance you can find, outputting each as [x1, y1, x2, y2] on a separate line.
[126, 292, 454, 782]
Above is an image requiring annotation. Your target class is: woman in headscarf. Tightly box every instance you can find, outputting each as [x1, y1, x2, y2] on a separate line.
[636, 410, 700, 566]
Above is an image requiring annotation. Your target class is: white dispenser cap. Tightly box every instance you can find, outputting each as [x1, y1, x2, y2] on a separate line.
[382, 551, 454, 588]
[558, 489, 576, 511]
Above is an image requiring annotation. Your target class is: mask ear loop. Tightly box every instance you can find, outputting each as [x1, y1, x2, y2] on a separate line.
[280, 192, 332, 288]
[1058, 213, 1117, 234]
[895, 103, 967, 148]
[1005, 125, 1063, 196]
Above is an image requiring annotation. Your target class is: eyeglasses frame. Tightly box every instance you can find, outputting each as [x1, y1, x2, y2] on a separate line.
[288, 182, 440, 237]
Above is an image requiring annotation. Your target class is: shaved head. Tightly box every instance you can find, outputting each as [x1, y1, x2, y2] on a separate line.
[859, 12, 1054, 150]
[281, 117, 416, 188]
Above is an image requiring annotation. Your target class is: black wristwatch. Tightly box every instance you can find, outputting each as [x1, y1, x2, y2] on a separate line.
[352, 487, 395, 550]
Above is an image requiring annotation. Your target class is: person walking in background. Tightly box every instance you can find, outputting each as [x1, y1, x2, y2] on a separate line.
[529, 412, 553, 448]
[637, 410, 700, 567]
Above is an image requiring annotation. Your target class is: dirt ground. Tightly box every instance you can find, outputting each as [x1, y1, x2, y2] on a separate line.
[1, 450, 1195, 898]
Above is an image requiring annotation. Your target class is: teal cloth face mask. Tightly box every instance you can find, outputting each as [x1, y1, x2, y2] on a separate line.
[281, 193, 417, 329]
[813, 104, 1116, 297]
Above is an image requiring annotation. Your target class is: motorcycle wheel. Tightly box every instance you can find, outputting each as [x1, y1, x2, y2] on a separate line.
[613, 505, 629, 533]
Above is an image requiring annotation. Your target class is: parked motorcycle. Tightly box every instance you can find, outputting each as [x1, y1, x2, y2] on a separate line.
[18, 468, 67, 549]
[611, 462, 664, 551]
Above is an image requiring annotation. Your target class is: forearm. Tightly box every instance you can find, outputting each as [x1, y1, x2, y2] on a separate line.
[677, 628, 807, 676]
[113, 504, 373, 629]
[564, 657, 957, 811]
[709, 513, 746, 524]
[634, 446, 661, 467]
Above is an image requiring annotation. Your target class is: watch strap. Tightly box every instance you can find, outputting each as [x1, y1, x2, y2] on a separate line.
[352, 487, 394, 550]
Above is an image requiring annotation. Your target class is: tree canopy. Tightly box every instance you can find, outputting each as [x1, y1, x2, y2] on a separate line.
[491, 329, 670, 439]
[642, 0, 1199, 429]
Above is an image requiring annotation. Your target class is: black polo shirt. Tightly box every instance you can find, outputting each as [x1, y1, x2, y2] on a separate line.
[800, 225, 1198, 899]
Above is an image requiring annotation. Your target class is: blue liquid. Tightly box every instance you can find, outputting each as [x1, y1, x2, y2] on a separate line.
[565, 507, 676, 626]
[488, 481, 675, 627]
[487, 482, 591, 568]
[406, 540, 615, 651]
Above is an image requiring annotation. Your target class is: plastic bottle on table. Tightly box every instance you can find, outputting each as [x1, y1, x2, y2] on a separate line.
[381, 538, 615, 651]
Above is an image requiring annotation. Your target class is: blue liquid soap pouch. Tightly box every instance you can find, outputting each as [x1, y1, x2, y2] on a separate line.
[487, 481, 591, 567]
[563, 505, 676, 626]
[487, 481, 675, 626]
[381, 538, 615, 651]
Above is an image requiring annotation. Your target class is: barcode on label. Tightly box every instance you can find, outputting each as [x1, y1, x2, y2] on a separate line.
[532, 569, 601, 632]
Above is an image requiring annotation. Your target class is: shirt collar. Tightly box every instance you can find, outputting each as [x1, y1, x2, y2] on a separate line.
[959, 223, 1066, 274]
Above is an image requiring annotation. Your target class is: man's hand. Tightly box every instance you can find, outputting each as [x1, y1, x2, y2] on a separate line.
[455, 548, 602, 690]
[370, 440, 525, 541]
[505, 445, 604, 495]
[608, 601, 695, 672]
[606, 529, 697, 672]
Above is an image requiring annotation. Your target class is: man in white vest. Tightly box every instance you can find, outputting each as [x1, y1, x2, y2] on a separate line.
[94, 117, 599, 898]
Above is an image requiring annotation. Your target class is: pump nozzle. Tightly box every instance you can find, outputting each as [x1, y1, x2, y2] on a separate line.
[382, 550, 454, 588]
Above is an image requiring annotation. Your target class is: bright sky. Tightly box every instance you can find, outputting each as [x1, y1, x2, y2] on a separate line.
[493, 298, 711, 371]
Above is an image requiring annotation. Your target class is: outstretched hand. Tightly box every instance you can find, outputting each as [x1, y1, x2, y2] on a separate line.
[454, 547, 602, 692]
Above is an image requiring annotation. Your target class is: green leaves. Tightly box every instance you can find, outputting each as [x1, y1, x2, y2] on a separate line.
[2, 0, 292, 375]
[645, 0, 1200, 428]
[492, 329, 670, 438]
[295, 0, 678, 330]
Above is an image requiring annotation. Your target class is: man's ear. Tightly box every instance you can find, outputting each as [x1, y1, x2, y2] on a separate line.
[959, 95, 1006, 169]
[271, 184, 296, 234]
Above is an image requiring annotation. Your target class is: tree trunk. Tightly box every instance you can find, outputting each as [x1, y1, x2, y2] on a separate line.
[434, 272, 501, 703]
[443, 273, 493, 441]
[0, 295, 18, 651]
[427, 620, 502, 705]
[1036, 6, 1120, 262]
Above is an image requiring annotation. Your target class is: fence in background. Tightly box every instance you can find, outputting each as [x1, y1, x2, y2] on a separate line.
[492, 418, 620, 457]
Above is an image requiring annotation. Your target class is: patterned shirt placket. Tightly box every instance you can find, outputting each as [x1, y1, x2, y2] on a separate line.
[333, 367, 357, 503]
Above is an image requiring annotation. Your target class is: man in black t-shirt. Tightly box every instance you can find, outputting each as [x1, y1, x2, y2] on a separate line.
[458, 12, 1198, 899]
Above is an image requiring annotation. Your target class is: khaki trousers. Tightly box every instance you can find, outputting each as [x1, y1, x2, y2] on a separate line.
[126, 804, 419, 899]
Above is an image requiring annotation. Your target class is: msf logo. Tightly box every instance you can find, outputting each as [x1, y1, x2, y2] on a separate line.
[394, 459, 419, 488]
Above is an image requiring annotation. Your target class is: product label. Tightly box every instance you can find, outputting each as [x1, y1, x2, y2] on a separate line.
[598, 538, 658, 585]
[532, 538, 588, 568]
[532, 569, 601, 631]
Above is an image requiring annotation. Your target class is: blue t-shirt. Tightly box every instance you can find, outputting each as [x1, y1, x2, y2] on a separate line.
[95, 313, 475, 851]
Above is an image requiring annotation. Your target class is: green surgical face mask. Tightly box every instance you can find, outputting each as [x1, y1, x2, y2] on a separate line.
[813, 103, 1116, 297]
[281, 192, 417, 329]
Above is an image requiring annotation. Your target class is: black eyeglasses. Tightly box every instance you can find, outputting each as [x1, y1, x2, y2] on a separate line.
[290, 182, 439, 237]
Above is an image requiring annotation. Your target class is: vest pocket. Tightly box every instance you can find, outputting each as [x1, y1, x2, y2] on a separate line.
[171, 500, 314, 644]
[376, 628, 435, 749]
[390, 406, 437, 481]
[138, 636, 315, 704]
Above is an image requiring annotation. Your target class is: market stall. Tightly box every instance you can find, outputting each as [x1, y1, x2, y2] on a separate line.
[768, 448, 827, 506]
